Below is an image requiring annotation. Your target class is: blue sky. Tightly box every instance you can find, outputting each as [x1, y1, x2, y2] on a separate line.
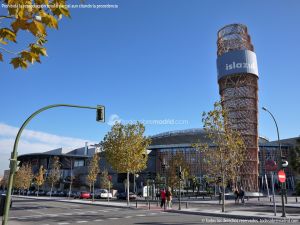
[0, 0, 300, 174]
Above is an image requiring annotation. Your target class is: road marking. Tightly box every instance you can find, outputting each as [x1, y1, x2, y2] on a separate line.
[93, 219, 103, 222]
[136, 214, 146, 217]
[124, 216, 132, 218]
[61, 213, 72, 215]
[149, 212, 157, 215]
[108, 218, 119, 220]
[76, 221, 88, 223]
[86, 211, 97, 214]
[58, 223, 70, 225]
[98, 209, 108, 212]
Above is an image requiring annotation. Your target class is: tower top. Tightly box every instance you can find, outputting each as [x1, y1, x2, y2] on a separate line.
[217, 24, 254, 56]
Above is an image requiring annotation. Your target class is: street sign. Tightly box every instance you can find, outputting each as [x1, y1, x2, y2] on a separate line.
[278, 170, 286, 183]
[265, 160, 277, 172]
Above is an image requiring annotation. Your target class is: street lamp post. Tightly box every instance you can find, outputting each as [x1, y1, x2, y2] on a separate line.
[262, 106, 286, 217]
[2, 104, 105, 225]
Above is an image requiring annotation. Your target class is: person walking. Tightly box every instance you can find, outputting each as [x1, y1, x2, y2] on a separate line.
[234, 187, 239, 204]
[160, 188, 166, 209]
[239, 187, 245, 204]
[166, 187, 172, 209]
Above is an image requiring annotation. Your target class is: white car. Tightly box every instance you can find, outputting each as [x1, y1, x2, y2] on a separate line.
[96, 189, 112, 198]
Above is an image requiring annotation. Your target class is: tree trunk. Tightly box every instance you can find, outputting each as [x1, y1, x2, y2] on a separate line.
[92, 182, 95, 202]
[127, 172, 130, 206]
[222, 173, 225, 212]
[69, 180, 72, 199]
[133, 173, 135, 194]
[50, 183, 53, 198]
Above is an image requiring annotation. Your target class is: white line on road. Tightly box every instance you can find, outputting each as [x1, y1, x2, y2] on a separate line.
[61, 213, 72, 215]
[97, 210, 108, 212]
[76, 221, 88, 223]
[136, 214, 146, 217]
[86, 211, 97, 214]
[124, 216, 132, 218]
[58, 223, 70, 225]
[108, 218, 119, 220]
[93, 219, 103, 222]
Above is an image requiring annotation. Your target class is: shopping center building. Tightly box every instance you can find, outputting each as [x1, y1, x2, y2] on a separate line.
[16, 128, 299, 193]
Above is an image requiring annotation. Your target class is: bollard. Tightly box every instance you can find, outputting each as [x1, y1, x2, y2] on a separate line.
[296, 197, 298, 203]
[136, 200, 138, 208]
[270, 197, 272, 202]
[148, 201, 150, 210]
[258, 197, 260, 201]
[157, 200, 159, 207]
[185, 202, 188, 209]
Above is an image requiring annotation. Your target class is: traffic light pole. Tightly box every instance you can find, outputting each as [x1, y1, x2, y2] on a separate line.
[2, 104, 104, 225]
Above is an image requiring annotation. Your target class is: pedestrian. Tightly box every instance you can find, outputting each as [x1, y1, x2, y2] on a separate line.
[239, 187, 245, 204]
[218, 191, 222, 204]
[234, 188, 239, 204]
[160, 188, 166, 209]
[166, 187, 172, 209]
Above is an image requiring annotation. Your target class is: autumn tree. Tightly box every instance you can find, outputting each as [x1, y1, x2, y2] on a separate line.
[13, 163, 33, 194]
[34, 165, 45, 196]
[100, 169, 112, 190]
[102, 122, 151, 206]
[166, 152, 190, 192]
[47, 156, 61, 197]
[198, 101, 246, 212]
[0, 0, 70, 68]
[87, 153, 100, 201]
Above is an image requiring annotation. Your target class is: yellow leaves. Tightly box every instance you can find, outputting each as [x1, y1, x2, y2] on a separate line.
[0, 28, 17, 43]
[10, 57, 28, 69]
[41, 13, 58, 29]
[29, 20, 46, 36]
[30, 44, 47, 56]
[11, 19, 29, 33]
[102, 122, 151, 174]
[20, 51, 40, 64]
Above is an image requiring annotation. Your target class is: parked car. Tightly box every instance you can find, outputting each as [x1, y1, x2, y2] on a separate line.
[95, 189, 112, 199]
[35, 190, 46, 196]
[117, 192, 137, 200]
[74, 191, 91, 199]
[46, 191, 59, 196]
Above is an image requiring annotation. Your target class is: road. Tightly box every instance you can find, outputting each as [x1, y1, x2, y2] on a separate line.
[2, 198, 298, 225]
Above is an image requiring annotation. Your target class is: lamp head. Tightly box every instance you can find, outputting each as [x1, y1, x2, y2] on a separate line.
[262, 107, 267, 111]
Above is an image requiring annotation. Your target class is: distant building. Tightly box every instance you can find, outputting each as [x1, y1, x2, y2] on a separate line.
[16, 129, 299, 193]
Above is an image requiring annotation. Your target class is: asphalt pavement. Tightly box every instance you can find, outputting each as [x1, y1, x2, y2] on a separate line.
[1, 196, 299, 225]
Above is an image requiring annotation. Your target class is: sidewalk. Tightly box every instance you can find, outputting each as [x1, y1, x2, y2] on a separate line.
[13, 195, 300, 222]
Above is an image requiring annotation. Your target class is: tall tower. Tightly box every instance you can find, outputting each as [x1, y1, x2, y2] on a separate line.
[217, 24, 259, 192]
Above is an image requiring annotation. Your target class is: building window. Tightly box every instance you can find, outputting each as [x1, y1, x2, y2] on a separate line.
[74, 160, 84, 167]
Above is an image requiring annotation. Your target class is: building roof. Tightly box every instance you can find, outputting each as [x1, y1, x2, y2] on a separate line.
[150, 128, 212, 146]
[149, 128, 282, 148]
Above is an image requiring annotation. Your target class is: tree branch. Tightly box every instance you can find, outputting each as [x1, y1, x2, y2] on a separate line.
[0, 46, 18, 55]
[0, 15, 14, 20]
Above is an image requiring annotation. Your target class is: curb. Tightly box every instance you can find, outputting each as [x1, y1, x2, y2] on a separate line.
[167, 209, 300, 222]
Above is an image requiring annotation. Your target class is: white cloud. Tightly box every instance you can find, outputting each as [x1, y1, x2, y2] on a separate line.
[107, 114, 122, 126]
[0, 123, 97, 176]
